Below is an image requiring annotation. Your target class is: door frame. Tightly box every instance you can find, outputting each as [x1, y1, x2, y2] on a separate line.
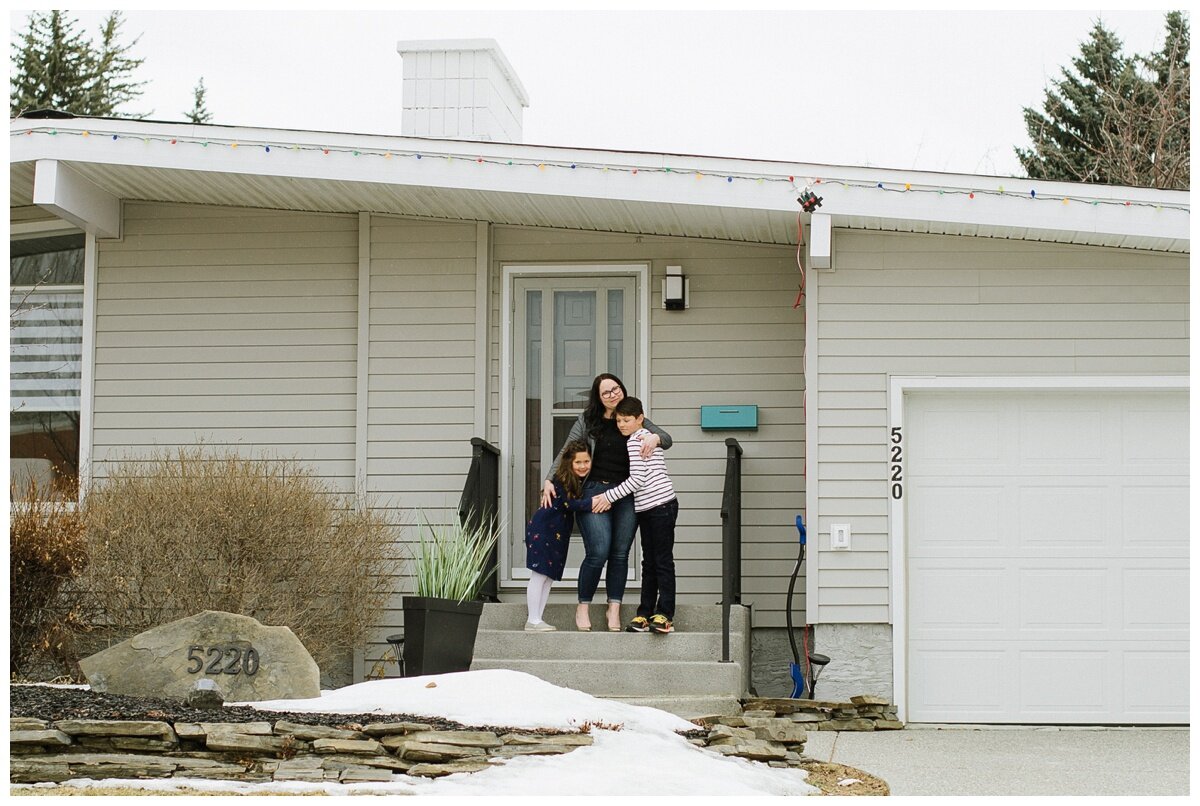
[887, 374, 1189, 724]
[499, 263, 651, 588]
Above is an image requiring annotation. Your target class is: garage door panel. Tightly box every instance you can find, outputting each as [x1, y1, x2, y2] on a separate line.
[909, 647, 1007, 718]
[1018, 649, 1109, 715]
[910, 485, 1004, 546]
[1121, 406, 1189, 463]
[1124, 650, 1190, 718]
[909, 566, 1005, 635]
[1122, 486, 1188, 546]
[1019, 407, 1105, 462]
[1017, 485, 1108, 546]
[914, 407, 1002, 463]
[1017, 568, 1108, 632]
[905, 389, 1188, 724]
[1122, 568, 1189, 632]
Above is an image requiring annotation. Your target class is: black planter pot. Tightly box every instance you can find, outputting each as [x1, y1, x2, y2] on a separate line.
[400, 596, 485, 677]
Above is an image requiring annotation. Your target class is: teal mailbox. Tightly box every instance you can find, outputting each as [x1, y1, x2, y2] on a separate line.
[700, 405, 758, 431]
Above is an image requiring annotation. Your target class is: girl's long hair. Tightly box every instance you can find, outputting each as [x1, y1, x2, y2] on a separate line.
[553, 440, 590, 500]
[583, 373, 627, 436]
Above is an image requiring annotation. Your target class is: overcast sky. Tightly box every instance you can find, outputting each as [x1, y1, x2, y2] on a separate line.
[9, 5, 1178, 179]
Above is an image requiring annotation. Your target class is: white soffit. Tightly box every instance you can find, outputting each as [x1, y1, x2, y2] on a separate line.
[9, 118, 1190, 252]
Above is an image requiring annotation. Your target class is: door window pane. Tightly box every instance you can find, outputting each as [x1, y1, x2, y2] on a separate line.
[554, 291, 594, 408]
[524, 290, 543, 521]
[608, 289, 624, 376]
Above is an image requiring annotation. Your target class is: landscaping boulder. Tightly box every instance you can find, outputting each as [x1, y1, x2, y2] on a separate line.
[79, 611, 320, 702]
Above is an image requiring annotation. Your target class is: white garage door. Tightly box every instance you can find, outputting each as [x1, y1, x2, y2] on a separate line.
[905, 389, 1188, 724]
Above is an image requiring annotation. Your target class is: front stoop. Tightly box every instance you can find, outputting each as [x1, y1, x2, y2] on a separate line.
[470, 603, 750, 720]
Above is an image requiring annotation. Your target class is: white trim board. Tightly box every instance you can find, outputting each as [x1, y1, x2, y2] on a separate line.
[354, 212, 371, 501]
[499, 263, 651, 587]
[886, 374, 1189, 724]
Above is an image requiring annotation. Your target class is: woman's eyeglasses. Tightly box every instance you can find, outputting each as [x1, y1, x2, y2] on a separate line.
[599, 387, 623, 398]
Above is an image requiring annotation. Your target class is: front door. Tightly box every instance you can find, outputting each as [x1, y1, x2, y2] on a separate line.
[509, 274, 639, 583]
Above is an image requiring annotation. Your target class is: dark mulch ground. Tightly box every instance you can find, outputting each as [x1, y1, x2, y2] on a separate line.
[10, 684, 708, 740]
[11, 684, 550, 735]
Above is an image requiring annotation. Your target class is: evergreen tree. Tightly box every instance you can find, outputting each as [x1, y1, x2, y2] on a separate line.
[81, 11, 147, 116]
[185, 77, 212, 124]
[1016, 12, 1189, 189]
[10, 10, 147, 118]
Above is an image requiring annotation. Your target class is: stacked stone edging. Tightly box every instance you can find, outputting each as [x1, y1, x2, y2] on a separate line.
[688, 713, 810, 770]
[10, 716, 595, 784]
[686, 695, 901, 770]
[11, 695, 903, 785]
[739, 695, 902, 731]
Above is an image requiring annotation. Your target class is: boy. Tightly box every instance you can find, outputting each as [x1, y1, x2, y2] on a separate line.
[595, 396, 679, 634]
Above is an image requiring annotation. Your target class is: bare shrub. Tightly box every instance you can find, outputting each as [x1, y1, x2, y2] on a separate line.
[9, 480, 93, 678]
[79, 446, 401, 674]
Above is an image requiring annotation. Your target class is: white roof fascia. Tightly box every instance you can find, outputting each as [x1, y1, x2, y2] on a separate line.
[10, 117, 1189, 248]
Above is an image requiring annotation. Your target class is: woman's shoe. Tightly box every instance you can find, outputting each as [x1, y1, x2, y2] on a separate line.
[606, 603, 622, 632]
[575, 604, 592, 631]
[524, 621, 557, 632]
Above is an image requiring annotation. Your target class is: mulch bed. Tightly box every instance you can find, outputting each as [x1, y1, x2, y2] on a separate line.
[795, 760, 890, 796]
[10, 684, 707, 740]
[10, 684, 555, 735]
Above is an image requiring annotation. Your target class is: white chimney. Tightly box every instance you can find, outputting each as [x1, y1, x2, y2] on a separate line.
[396, 38, 529, 143]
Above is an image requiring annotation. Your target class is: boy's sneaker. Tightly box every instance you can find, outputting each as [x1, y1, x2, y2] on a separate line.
[625, 616, 650, 633]
[649, 615, 674, 634]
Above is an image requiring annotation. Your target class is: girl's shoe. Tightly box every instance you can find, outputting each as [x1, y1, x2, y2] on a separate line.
[524, 621, 557, 632]
[649, 614, 674, 634]
[625, 616, 650, 633]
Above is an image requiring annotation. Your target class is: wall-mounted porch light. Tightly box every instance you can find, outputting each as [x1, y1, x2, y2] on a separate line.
[663, 264, 688, 310]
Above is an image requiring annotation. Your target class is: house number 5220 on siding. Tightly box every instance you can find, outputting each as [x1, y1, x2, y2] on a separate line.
[889, 427, 904, 500]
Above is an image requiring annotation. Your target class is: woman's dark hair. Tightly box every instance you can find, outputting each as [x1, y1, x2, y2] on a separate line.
[583, 373, 628, 435]
[553, 441, 591, 499]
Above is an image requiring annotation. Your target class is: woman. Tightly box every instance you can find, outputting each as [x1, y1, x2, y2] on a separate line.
[541, 373, 672, 632]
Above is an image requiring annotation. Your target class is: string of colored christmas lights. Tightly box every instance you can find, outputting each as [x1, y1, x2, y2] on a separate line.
[12, 125, 1189, 214]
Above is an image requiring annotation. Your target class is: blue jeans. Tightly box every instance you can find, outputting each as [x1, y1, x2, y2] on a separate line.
[576, 480, 637, 603]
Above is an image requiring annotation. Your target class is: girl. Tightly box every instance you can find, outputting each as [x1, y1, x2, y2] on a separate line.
[524, 441, 593, 631]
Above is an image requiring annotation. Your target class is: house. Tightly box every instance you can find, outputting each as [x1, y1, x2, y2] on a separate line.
[10, 39, 1188, 725]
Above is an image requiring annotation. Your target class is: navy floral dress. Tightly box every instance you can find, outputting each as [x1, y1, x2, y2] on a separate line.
[525, 480, 590, 581]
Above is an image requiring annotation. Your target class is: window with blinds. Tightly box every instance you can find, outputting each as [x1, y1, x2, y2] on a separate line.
[10, 232, 84, 498]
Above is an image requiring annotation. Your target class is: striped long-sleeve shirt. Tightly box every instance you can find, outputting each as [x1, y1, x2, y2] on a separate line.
[603, 428, 676, 512]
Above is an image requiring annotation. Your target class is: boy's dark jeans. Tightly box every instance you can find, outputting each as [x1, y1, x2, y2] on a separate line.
[635, 497, 678, 621]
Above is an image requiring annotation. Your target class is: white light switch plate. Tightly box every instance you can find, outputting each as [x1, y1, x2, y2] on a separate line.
[831, 523, 851, 550]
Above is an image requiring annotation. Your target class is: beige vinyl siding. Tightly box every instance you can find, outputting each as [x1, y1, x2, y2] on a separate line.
[366, 216, 481, 661]
[11, 206, 62, 225]
[815, 230, 1190, 623]
[91, 203, 359, 485]
[490, 226, 805, 627]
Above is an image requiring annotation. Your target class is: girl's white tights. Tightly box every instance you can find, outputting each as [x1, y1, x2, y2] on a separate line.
[526, 572, 554, 623]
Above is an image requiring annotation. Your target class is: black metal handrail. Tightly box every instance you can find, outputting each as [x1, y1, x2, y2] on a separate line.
[458, 437, 502, 603]
[719, 437, 743, 663]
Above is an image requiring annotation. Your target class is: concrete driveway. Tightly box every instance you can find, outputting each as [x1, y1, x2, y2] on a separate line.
[802, 725, 1189, 796]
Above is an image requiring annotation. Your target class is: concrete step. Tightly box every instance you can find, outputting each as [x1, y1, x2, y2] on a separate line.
[608, 695, 743, 721]
[479, 602, 750, 633]
[468, 658, 745, 698]
[473, 628, 745, 663]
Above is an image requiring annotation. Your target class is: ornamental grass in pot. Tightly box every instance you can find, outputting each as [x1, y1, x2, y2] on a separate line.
[401, 512, 500, 676]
